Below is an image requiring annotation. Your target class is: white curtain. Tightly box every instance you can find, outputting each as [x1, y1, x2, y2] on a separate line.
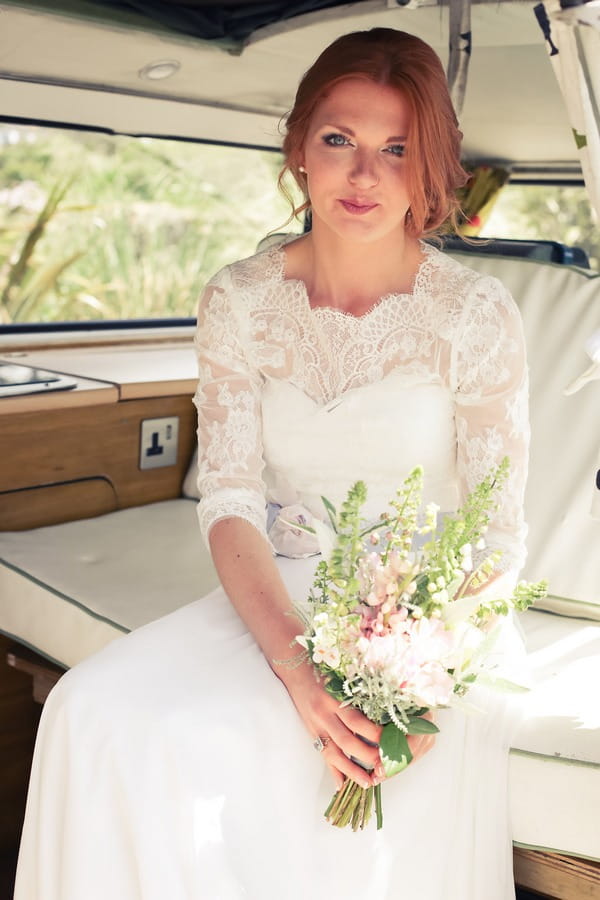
[447, 0, 471, 117]
[536, 0, 600, 221]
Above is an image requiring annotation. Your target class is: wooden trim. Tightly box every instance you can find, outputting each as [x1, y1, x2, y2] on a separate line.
[514, 847, 600, 899]
[0, 377, 117, 414]
[6, 645, 65, 706]
[0, 478, 118, 531]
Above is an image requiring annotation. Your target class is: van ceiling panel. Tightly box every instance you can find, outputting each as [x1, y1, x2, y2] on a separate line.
[0, 0, 578, 166]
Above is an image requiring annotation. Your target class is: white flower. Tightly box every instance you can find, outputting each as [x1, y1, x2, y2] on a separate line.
[313, 643, 340, 668]
[459, 544, 473, 572]
[323, 647, 341, 668]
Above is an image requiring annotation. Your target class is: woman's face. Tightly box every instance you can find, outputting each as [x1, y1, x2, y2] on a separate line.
[300, 77, 412, 245]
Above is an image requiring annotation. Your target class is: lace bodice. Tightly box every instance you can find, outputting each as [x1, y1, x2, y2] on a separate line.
[193, 240, 530, 573]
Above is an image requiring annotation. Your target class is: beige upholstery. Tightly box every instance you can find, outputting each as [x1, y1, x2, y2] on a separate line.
[0, 500, 218, 667]
[450, 253, 600, 619]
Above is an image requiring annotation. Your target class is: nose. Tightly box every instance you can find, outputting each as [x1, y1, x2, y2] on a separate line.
[348, 150, 379, 188]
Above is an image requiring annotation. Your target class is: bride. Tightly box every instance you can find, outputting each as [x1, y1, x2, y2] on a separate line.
[15, 27, 529, 900]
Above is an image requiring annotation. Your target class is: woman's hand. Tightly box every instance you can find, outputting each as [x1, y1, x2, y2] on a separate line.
[277, 662, 436, 791]
[278, 661, 382, 791]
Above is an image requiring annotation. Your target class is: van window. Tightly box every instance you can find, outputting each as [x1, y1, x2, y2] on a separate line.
[0, 124, 299, 327]
[481, 183, 599, 271]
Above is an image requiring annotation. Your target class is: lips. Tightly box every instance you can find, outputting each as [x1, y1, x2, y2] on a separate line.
[339, 199, 378, 215]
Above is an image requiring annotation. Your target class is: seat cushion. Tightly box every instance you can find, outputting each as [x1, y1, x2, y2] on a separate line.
[511, 609, 600, 860]
[0, 499, 219, 668]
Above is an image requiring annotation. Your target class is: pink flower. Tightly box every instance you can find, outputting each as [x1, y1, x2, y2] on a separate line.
[410, 662, 454, 707]
[409, 616, 455, 664]
[365, 591, 381, 607]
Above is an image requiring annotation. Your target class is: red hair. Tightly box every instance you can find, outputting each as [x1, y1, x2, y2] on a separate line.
[279, 28, 468, 237]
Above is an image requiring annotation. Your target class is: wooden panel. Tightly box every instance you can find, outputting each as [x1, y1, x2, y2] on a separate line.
[0, 394, 196, 524]
[0, 635, 42, 853]
[0, 478, 118, 531]
[514, 847, 600, 900]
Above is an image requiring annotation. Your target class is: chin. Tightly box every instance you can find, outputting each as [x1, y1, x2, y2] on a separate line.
[330, 220, 406, 246]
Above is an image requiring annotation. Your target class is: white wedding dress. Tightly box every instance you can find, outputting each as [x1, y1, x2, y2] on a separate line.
[15, 241, 530, 900]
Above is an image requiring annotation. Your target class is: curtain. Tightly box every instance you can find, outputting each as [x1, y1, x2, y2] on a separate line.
[447, 0, 472, 117]
[455, 165, 511, 236]
[535, 0, 600, 221]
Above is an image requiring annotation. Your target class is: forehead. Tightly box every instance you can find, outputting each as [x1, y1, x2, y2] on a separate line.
[308, 77, 411, 134]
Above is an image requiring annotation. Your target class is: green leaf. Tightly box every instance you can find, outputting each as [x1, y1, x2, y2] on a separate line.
[278, 518, 316, 535]
[321, 496, 339, 533]
[476, 673, 530, 693]
[573, 128, 587, 150]
[379, 722, 412, 777]
[324, 673, 346, 702]
[406, 716, 439, 735]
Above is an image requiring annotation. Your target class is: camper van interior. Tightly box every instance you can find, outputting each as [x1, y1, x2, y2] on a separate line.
[0, 0, 599, 897]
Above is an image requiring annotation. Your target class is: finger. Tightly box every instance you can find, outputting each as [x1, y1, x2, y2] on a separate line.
[327, 763, 345, 793]
[322, 744, 376, 789]
[336, 704, 382, 745]
[326, 718, 381, 771]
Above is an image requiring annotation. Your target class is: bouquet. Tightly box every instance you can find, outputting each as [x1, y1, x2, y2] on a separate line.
[292, 458, 547, 831]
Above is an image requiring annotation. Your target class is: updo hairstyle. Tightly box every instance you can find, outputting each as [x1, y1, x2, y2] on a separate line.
[279, 28, 468, 237]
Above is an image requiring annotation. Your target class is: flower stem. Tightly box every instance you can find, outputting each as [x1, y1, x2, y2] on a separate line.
[324, 780, 379, 831]
[375, 783, 383, 829]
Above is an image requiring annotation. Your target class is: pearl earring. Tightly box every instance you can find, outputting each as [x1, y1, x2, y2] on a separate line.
[299, 166, 307, 174]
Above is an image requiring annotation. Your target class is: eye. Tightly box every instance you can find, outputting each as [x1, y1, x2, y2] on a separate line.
[384, 144, 406, 157]
[322, 133, 351, 147]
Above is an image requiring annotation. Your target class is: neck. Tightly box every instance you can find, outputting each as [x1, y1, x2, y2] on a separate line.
[300, 222, 421, 313]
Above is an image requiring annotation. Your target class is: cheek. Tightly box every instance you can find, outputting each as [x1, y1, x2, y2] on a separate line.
[305, 148, 348, 180]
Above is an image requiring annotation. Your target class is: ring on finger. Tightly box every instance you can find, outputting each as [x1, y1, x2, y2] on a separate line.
[313, 735, 330, 753]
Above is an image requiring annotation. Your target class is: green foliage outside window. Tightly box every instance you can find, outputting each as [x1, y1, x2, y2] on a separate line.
[482, 184, 599, 272]
[0, 126, 299, 324]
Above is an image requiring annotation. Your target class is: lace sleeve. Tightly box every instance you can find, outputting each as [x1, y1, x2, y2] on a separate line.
[452, 275, 530, 575]
[193, 267, 267, 546]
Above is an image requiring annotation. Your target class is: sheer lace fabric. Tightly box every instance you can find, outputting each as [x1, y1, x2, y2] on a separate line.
[194, 240, 529, 572]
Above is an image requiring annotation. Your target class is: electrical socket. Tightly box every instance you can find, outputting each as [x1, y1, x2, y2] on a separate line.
[139, 416, 179, 470]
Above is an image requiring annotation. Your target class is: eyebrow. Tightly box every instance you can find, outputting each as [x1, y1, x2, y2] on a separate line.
[323, 124, 407, 142]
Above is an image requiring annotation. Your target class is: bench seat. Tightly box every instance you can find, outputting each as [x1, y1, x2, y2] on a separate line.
[1, 496, 599, 864]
